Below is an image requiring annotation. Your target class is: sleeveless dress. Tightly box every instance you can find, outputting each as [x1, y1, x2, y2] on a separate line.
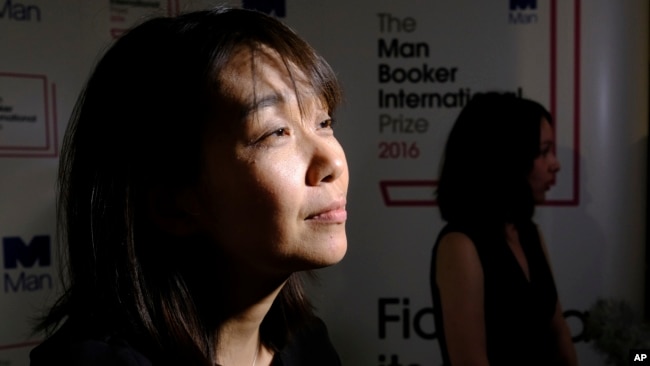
[430, 221, 558, 365]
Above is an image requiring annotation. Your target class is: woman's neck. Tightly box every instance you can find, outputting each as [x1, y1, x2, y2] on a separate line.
[214, 273, 288, 366]
[215, 316, 263, 366]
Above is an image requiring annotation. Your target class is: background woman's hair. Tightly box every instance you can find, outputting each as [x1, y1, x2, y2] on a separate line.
[436, 92, 552, 227]
[37, 7, 342, 364]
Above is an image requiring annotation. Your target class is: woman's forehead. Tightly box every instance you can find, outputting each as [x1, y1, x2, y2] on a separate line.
[217, 45, 324, 111]
[220, 46, 308, 88]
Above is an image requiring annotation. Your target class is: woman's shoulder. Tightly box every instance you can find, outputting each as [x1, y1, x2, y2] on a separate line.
[434, 228, 483, 275]
[437, 221, 489, 239]
[275, 316, 342, 366]
[29, 321, 151, 366]
[436, 221, 506, 252]
[432, 222, 496, 276]
[435, 223, 482, 252]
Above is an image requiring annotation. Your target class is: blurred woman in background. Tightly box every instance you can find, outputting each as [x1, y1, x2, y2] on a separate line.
[430, 92, 577, 365]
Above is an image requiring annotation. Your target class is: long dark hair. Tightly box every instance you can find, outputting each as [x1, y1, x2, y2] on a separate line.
[436, 92, 552, 227]
[37, 7, 342, 364]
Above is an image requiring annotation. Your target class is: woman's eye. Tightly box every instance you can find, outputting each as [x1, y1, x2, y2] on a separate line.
[271, 128, 287, 137]
[539, 143, 553, 157]
[319, 119, 335, 129]
[248, 127, 289, 146]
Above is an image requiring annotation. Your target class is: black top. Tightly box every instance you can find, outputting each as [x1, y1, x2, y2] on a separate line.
[30, 317, 342, 366]
[430, 221, 558, 365]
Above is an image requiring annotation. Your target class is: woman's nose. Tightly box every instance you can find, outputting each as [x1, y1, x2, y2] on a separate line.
[551, 152, 561, 173]
[305, 138, 346, 186]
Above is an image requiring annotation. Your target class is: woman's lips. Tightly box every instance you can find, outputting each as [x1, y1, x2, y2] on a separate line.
[308, 208, 347, 223]
[544, 179, 556, 192]
[306, 201, 347, 223]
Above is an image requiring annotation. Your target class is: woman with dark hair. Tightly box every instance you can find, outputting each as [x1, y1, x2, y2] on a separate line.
[430, 92, 577, 365]
[30, 7, 347, 366]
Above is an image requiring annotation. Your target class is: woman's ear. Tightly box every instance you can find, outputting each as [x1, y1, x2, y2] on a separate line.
[147, 186, 201, 236]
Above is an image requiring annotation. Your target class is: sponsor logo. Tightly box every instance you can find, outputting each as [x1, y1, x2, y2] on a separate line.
[242, 0, 286, 17]
[0, 73, 58, 158]
[510, 0, 536, 10]
[2, 235, 53, 293]
[509, 0, 538, 24]
[0, 0, 41, 22]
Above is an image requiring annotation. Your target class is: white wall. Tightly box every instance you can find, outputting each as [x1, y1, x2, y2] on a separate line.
[0, 1, 646, 365]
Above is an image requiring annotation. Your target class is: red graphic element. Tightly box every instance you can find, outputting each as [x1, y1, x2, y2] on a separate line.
[381, 0, 581, 207]
[0, 72, 58, 158]
[380, 180, 438, 207]
[110, 28, 128, 39]
[167, 0, 180, 16]
[0, 340, 41, 351]
[110, 0, 180, 39]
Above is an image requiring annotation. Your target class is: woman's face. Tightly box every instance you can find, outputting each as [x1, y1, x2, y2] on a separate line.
[191, 46, 348, 277]
[528, 118, 560, 203]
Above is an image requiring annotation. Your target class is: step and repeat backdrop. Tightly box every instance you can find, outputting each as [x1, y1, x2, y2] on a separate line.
[0, 1, 647, 365]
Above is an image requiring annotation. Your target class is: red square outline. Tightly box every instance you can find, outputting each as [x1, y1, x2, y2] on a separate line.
[0, 72, 58, 158]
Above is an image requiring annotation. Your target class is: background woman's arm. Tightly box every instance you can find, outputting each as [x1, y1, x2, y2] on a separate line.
[436, 232, 490, 366]
[550, 300, 578, 365]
